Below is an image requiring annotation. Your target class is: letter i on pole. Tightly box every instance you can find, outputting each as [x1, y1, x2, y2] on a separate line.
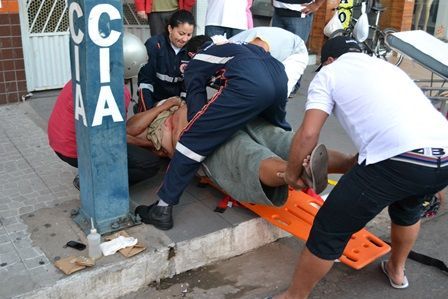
[69, 0, 137, 235]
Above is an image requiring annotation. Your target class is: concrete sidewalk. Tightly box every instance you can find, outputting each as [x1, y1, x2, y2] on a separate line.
[0, 91, 289, 298]
[0, 59, 445, 299]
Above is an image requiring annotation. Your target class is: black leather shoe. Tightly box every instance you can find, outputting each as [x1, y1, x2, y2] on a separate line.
[135, 202, 173, 230]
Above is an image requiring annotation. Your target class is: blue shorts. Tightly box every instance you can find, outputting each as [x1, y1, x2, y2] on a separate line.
[307, 156, 448, 260]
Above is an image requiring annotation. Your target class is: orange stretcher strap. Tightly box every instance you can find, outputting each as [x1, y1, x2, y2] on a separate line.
[198, 176, 390, 270]
[215, 195, 240, 213]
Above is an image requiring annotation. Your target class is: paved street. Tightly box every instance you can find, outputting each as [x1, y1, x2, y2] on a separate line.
[122, 213, 448, 299]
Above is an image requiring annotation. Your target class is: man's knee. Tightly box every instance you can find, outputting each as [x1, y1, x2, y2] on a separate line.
[305, 170, 382, 259]
[388, 197, 424, 226]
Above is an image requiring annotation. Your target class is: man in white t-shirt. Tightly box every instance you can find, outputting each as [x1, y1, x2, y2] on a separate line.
[230, 26, 308, 97]
[205, 0, 252, 38]
[276, 36, 448, 298]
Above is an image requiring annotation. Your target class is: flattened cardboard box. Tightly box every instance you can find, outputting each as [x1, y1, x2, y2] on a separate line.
[54, 256, 86, 275]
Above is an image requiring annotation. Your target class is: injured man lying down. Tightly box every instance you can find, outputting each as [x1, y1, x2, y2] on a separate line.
[126, 96, 357, 206]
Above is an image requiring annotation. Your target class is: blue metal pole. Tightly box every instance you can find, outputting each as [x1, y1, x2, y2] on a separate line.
[68, 0, 131, 234]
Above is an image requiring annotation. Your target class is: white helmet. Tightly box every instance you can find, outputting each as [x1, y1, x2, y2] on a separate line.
[123, 32, 147, 79]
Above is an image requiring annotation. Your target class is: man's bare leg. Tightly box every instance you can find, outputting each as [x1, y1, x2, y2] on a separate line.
[259, 158, 287, 186]
[274, 248, 334, 299]
[259, 150, 356, 187]
[436, 190, 446, 205]
[327, 150, 357, 173]
[385, 221, 420, 285]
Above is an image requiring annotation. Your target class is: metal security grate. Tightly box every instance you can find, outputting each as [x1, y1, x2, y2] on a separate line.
[27, 0, 69, 33]
[26, 1, 146, 33]
[122, 2, 148, 26]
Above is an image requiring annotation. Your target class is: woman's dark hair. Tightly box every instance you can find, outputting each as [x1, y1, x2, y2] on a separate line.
[167, 9, 195, 31]
[184, 35, 212, 54]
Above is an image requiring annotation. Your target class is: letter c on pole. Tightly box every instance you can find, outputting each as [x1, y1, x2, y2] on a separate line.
[88, 4, 121, 47]
[69, 2, 84, 45]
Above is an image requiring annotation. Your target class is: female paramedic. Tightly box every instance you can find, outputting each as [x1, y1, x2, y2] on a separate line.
[136, 9, 195, 112]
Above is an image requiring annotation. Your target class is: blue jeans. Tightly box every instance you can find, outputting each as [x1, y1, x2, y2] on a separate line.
[205, 25, 243, 38]
[271, 12, 314, 43]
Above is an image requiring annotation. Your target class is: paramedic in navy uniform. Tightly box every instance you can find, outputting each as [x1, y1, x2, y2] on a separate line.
[136, 10, 194, 111]
[135, 35, 291, 230]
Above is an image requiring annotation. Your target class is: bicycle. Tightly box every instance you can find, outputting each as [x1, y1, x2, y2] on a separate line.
[330, 0, 404, 66]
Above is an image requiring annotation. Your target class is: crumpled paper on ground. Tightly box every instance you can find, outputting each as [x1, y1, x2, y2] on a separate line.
[104, 230, 146, 257]
[100, 236, 138, 256]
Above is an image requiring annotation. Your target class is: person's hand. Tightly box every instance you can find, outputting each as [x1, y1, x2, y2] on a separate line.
[277, 170, 307, 190]
[301, 2, 322, 15]
[277, 155, 311, 190]
[157, 96, 182, 109]
[179, 63, 188, 74]
[210, 35, 229, 45]
[137, 11, 148, 20]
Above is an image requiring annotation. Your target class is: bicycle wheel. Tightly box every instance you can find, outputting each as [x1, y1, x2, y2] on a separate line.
[377, 28, 404, 66]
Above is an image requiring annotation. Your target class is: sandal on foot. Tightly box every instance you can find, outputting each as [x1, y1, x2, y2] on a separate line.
[381, 260, 409, 289]
[301, 144, 328, 194]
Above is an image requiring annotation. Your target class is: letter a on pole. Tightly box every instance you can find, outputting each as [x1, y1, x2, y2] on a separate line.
[69, 0, 134, 234]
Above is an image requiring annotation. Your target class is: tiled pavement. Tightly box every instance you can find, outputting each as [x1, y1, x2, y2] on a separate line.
[0, 102, 79, 297]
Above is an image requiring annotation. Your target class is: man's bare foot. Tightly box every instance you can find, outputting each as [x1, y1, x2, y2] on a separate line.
[302, 154, 311, 176]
